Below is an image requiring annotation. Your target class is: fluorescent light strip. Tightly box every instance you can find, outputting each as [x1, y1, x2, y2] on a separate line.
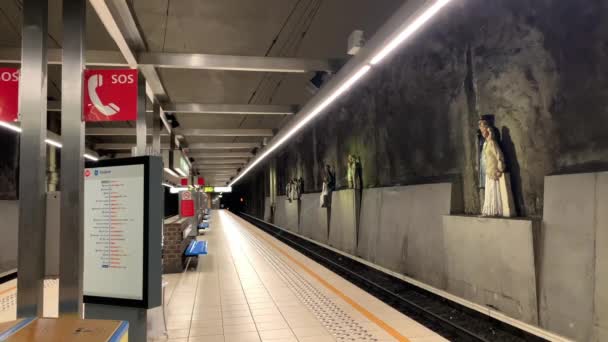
[229, 65, 371, 186]
[84, 154, 99, 161]
[0, 121, 22, 133]
[164, 167, 178, 177]
[176, 168, 188, 177]
[1, 121, 101, 161]
[370, 0, 452, 65]
[169, 186, 188, 194]
[162, 183, 173, 188]
[45, 138, 63, 148]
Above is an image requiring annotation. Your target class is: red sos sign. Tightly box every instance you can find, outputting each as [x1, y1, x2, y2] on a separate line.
[83, 69, 138, 122]
[0, 68, 19, 122]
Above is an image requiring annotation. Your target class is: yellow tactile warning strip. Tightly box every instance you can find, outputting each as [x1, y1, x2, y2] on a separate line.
[241, 217, 412, 342]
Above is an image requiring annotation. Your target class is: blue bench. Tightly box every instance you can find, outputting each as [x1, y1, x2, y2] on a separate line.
[183, 240, 208, 271]
[185, 240, 208, 256]
[198, 222, 209, 229]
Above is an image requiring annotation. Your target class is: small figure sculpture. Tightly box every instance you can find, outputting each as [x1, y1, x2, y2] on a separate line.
[478, 118, 514, 217]
[286, 178, 303, 202]
[347, 154, 362, 189]
[321, 165, 335, 208]
[292, 178, 303, 201]
[286, 180, 293, 203]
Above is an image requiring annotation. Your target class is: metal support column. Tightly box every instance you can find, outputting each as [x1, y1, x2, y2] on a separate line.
[17, 0, 48, 318]
[135, 71, 147, 155]
[59, 0, 86, 317]
[152, 102, 161, 156]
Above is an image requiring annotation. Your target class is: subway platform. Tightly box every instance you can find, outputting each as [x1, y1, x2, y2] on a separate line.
[157, 210, 444, 342]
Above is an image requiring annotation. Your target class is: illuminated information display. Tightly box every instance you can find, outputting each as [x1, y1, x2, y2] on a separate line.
[84, 164, 145, 301]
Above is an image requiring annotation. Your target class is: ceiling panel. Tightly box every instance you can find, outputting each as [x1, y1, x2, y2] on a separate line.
[133, 0, 298, 55]
[158, 68, 265, 103]
[0, 0, 121, 50]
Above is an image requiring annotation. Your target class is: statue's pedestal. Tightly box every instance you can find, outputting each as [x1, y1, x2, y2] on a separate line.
[275, 196, 299, 233]
[328, 189, 358, 254]
[442, 215, 539, 325]
[300, 193, 329, 243]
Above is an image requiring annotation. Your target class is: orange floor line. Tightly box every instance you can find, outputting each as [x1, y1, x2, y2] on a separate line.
[243, 219, 411, 342]
[0, 286, 17, 297]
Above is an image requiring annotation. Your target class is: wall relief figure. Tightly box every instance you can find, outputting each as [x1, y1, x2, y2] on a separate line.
[478, 118, 516, 217]
[286, 178, 304, 203]
[321, 165, 335, 208]
[347, 154, 362, 189]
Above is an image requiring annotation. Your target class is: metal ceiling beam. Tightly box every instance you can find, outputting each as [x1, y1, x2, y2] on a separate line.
[138, 52, 338, 73]
[188, 152, 253, 158]
[180, 129, 273, 137]
[187, 143, 259, 150]
[199, 171, 236, 175]
[193, 159, 248, 165]
[84, 127, 270, 137]
[203, 175, 233, 178]
[197, 167, 240, 171]
[50, 101, 294, 117]
[85, 127, 169, 136]
[163, 103, 297, 115]
[194, 163, 243, 168]
[0, 48, 127, 66]
[95, 143, 170, 150]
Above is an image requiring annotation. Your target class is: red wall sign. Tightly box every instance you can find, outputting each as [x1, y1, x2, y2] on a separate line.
[181, 178, 189, 186]
[197, 177, 205, 186]
[180, 191, 194, 217]
[0, 68, 19, 122]
[84, 69, 138, 122]
[181, 200, 194, 217]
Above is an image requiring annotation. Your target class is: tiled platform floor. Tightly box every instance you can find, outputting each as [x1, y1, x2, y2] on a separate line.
[0, 210, 447, 342]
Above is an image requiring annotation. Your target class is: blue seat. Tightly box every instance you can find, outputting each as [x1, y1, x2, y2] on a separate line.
[198, 222, 209, 229]
[185, 240, 208, 256]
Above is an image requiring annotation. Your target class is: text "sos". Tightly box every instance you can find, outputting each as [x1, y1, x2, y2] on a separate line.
[111, 74, 135, 84]
[0, 70, 19, 82]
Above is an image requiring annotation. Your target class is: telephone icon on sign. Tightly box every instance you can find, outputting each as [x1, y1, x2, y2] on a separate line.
[87, 74, 120, 116]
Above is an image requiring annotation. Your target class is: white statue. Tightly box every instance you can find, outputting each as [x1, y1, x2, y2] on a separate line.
[479, 119, 511, 217]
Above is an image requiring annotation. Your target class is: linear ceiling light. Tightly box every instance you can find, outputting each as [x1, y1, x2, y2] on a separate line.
[228, 0, 452, 187]
[1, 120, 100, 161]
[45, 138, 63, 148]
[176, 168, 188, 177]
[0, 121, 21, 133]
[83, 153, 99, 161]
[370, 0, 452, 65]
[164, 167, 178, 177]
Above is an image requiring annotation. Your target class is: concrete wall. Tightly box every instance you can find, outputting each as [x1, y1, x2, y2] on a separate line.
[539, 172, 608, 341]
[300, 193, 328, 244]
[274, 196, 299, 233]
[45, 192, 60, 276]
[263, 196, 271, 222]
[356, 188, 382, 263]
[328, 189, 357, 254]
[357, 184, 452, 289]
[597, 173, 608, 341]
[443, 215, 538, 325]
[0, 200, 18, 274]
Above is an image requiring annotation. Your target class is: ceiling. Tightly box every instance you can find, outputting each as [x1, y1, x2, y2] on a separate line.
[0, 0, 403, 184]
